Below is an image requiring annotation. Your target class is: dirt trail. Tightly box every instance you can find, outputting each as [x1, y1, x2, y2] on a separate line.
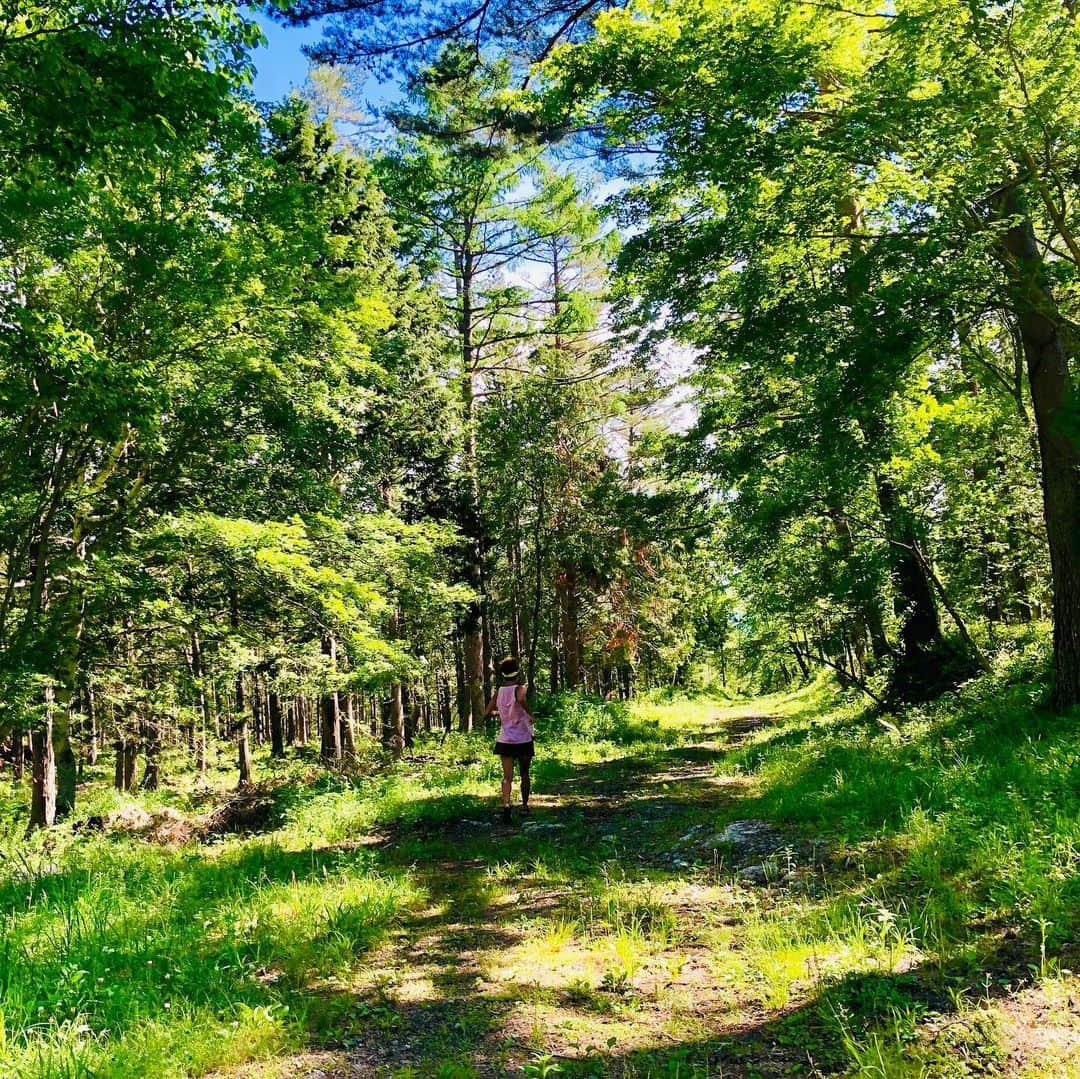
[215, 706, 1080, 1078]
[271, 709, 804, 1078]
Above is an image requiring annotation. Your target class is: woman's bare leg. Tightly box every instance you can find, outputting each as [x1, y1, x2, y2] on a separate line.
[500, 756, 514, 808]
[519, 758, 531, 807]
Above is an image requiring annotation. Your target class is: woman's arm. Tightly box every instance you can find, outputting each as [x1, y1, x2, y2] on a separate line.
[484, 692, 499, 718]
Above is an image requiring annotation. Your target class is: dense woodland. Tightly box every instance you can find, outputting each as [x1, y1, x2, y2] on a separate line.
[2, 0, 1079, 833]
[2, 3, 1080, 1077]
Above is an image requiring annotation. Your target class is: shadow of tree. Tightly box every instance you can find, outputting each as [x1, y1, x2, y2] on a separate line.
[4, 687, 1077, 1077]
[339, 930, 1059, 1077]
[320, 693, 1080, 1075]
[0, 837, 411, 1059]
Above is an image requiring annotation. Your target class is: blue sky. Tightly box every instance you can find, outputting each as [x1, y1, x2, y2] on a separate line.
[249, 13, 321, 101]
[248, 12, 402, 122]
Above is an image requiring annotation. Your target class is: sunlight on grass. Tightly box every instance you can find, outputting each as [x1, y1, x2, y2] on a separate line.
[3, 672, 1079, 1076]
[489, 938, 597, 989]
[0, 826, 414, 1078]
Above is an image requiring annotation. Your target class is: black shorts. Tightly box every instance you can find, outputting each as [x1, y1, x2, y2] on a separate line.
[493, 740, 534, 761]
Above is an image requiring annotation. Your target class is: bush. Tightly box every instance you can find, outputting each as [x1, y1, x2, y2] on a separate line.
[534, 692, 670, 746]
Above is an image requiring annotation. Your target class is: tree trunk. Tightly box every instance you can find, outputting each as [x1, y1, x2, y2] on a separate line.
[285, 698, 297, 747]
[557, 565, 582, 688]
[453, 632, 469, 732]
[996, 188, 1080, 708]
[142, 716, 161, 791]
[549, 593, 561, 694]
[190, 624, 211, 775]
[85, 683, 98, 766]
[29, 703, 56, 830]
[481, 597, 494, 704]
[196, 721, 206, 775]
[114, 734, 137, 792]
[237, 719, 253, 786]
[269, 691, 285, 758]
[874, 476, 953, 697]
[509, 537, 524, 658]
[461, 618, 484, 732]
[122, 741, 136, 790]
[791, 641, 811, 681]
[439, 672, 453, 731]
[340, 696, 356, 758]
[51, 639, 80, 820]
[837, 193, 944, 693]
[527, 479, 545, 695]
[383, 684, 405, 757]
[227, 585, 253, 786]
[195, 637, 210, 775]
[404, 684, 419, 748]
[320, 635, 342, 762]
[114, 738, 127, 791]
[250, 676, 263, 746]
[235, 675, 253, 787]
[457, 244, 488, 731]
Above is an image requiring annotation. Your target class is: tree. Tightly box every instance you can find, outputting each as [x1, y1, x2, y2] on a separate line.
[540, 0, 1080, 705]
[0, 0, 263, 824]
[0, 20, 460, 821]
[278, 0, 618, 74]
[377, 49, 584, 725]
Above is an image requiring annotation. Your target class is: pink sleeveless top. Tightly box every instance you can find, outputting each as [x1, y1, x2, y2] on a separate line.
[496, 684, 532, 744]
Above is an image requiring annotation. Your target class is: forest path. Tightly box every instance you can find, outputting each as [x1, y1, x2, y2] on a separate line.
[218, 698, 1080, 1079]
[279, 701, 814, 1078]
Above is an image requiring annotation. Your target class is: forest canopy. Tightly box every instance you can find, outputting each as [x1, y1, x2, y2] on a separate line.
[1, 0, 1078, 835]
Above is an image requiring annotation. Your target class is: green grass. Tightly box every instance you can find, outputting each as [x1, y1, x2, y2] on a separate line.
[0, 831, 417, 1077]
[732, 669, 1080, 959]
[1, 668, 1078, 1077]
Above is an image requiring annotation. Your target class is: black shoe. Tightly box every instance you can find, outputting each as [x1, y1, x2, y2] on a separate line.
[521, 804, 531, 816]
[502, 806, 512, 824]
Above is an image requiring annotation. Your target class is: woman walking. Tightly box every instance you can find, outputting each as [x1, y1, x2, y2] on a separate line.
[486, 655, 534, 823]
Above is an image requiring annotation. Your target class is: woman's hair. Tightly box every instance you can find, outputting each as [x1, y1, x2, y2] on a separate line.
[498, 655, 520, 680]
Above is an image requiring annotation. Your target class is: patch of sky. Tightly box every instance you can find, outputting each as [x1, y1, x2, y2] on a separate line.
[248, 12, 401, 132]
[244, 12, 693, 438]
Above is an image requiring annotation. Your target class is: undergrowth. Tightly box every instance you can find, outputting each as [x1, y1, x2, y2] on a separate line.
[0, 667, 1077, 1077]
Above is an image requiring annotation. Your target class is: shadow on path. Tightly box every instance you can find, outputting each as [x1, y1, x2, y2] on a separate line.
[300, 699, 1080, 1076]
[332, 709, 846, 1076]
